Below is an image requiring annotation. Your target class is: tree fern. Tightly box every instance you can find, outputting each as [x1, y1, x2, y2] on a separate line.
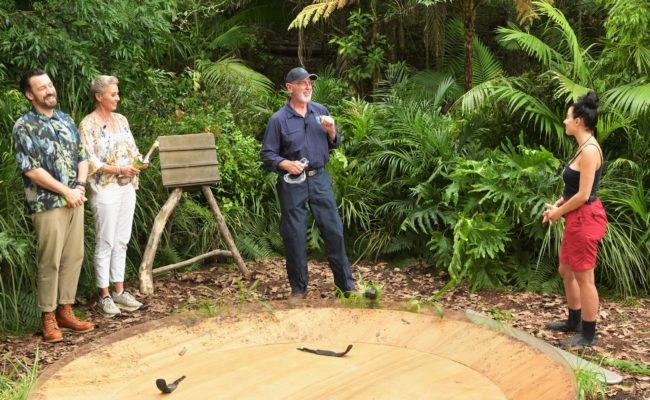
[288, 0, 351, 30]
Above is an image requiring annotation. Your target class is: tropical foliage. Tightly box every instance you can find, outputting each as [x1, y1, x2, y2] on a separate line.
[0, 0, 648, 337]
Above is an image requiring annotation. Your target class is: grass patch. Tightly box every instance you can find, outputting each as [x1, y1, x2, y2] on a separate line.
[0, 349, 39, 400]
[574, 365, 607, 400]
[337, 275, 384, 308]
[587, 356, 650, 375]
[488, 306, 513, 323]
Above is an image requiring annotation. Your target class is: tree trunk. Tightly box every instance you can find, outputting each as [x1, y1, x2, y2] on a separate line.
[462, 0, 480, 90]
[298, 28, 306, 66]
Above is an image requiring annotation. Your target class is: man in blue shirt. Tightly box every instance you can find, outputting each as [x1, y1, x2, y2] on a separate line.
[13, 68, 94, 342]
[261, 67, 355, 299]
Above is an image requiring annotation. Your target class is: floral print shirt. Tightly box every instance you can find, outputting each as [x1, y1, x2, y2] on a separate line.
[79, 112, 141, 193]
[13, 108, 87, 214]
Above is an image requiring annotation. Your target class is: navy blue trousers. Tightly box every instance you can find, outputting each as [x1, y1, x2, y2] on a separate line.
[277, 168, 355, 295]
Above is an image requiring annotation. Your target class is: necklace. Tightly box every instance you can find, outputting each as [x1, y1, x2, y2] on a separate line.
[575, 134, 593, 155]
[96, 112, 118, 133]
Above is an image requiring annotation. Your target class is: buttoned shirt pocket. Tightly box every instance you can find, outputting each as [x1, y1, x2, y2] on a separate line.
[282, 119, 305, 157]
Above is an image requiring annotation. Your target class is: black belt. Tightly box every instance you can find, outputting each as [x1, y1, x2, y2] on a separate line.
[306, 167, 323, 177]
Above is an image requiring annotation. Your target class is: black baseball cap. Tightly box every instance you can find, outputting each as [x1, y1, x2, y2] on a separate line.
[285, 67, 318, 83]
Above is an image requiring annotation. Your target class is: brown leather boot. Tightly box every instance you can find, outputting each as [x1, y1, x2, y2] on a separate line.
[56, 304, 94, 333]
[42, 312, 63, 343]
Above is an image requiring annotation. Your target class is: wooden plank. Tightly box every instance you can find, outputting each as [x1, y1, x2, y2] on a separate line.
[159, 149, 218, 168]
[158, 133, 220, 187]
[158, 133, 215, 151]
[162, 165, 220, 187]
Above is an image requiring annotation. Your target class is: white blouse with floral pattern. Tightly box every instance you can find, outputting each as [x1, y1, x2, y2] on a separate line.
[79, 112, 142, 193]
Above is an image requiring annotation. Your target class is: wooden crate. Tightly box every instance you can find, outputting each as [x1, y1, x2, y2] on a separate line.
[158, 133, 220, 187]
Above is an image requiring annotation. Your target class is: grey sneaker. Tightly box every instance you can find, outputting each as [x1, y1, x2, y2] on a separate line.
[112, 291, 143, 311]
[97, 296, 121, 317]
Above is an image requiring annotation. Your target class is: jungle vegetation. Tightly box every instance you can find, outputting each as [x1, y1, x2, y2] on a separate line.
[0, 0, 648, 336]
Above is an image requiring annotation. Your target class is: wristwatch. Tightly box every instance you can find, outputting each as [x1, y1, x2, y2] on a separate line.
[75, 181, 87, 188]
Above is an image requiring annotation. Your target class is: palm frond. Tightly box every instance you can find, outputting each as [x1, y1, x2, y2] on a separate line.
[442, 17, 465, 78]
[597, 221, 648, 295]
[533, 0, 591, 82]
[340, 98, 378, 142]
[409, 71, 463, 107]
[630, 44, 650, 75]
[373, 62, 412, 103]
[197, 57, 273, 99]
[226, 0, 295, 29]
[472, 38, 504, 86]
[596, 111, 630, 143]
[602, 82, 650, 118]
[496, 24, 565, 70]
[455, 77, 507, 114]
[208, 25, 253, 51]
[493, 84, 564, 138]
[549, 71, 590, 103]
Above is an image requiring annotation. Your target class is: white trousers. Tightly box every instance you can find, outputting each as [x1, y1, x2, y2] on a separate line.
[90, 183, 136, 289]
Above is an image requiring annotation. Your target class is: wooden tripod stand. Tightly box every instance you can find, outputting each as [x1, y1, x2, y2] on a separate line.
[138, 134, 249, 295]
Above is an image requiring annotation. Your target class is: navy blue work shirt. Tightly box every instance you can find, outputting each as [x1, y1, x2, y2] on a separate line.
[261, 101, 340, 172]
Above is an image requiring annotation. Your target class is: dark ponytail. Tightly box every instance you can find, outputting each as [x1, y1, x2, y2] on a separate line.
[572, 90, 599, 136]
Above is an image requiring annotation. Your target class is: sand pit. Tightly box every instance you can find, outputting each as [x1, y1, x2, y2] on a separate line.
[30, 307, 577, 399]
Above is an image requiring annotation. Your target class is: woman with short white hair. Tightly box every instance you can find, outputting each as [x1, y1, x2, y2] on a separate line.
[79, 75, 147, 317]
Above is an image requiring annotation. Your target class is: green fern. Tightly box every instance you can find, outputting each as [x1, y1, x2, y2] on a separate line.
[154, 245, 182, 269]
[602, 82, 650, 118]
[288, 0, 351, 30]
[533, 0, 591, 82]
[197, 57, 273, 99]
[472, 37, 504, 86]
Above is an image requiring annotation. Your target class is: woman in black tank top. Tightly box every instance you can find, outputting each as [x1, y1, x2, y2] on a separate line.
[542, 91, 607, 346]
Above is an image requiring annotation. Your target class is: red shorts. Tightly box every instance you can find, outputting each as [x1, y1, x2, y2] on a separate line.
[559, 198, 607, 271]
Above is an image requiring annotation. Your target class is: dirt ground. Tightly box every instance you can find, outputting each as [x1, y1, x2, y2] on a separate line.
[1, 258, 649, 399]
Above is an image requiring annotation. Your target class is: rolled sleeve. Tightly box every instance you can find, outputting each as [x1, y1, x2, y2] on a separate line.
[328, 129, 341, 148]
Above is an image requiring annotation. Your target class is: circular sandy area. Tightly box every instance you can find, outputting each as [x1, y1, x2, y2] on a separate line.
[30, 307, 576, 399]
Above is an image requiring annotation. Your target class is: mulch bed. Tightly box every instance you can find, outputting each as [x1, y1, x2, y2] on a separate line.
[2, 258, 648, 399]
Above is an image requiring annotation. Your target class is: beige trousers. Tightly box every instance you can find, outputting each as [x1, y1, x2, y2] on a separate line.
[31, 206, 85, 312]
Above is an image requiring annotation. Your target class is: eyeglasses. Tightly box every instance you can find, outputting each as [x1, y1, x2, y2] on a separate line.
[290, 80, 313, 88]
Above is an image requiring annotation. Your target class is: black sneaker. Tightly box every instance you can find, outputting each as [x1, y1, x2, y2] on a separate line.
[545, 320, 582, 332]
[560, 333, 598, 346]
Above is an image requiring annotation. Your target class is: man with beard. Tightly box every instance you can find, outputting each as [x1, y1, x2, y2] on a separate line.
[13, 68, 94, 342]
[261, 67, 355, 300]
